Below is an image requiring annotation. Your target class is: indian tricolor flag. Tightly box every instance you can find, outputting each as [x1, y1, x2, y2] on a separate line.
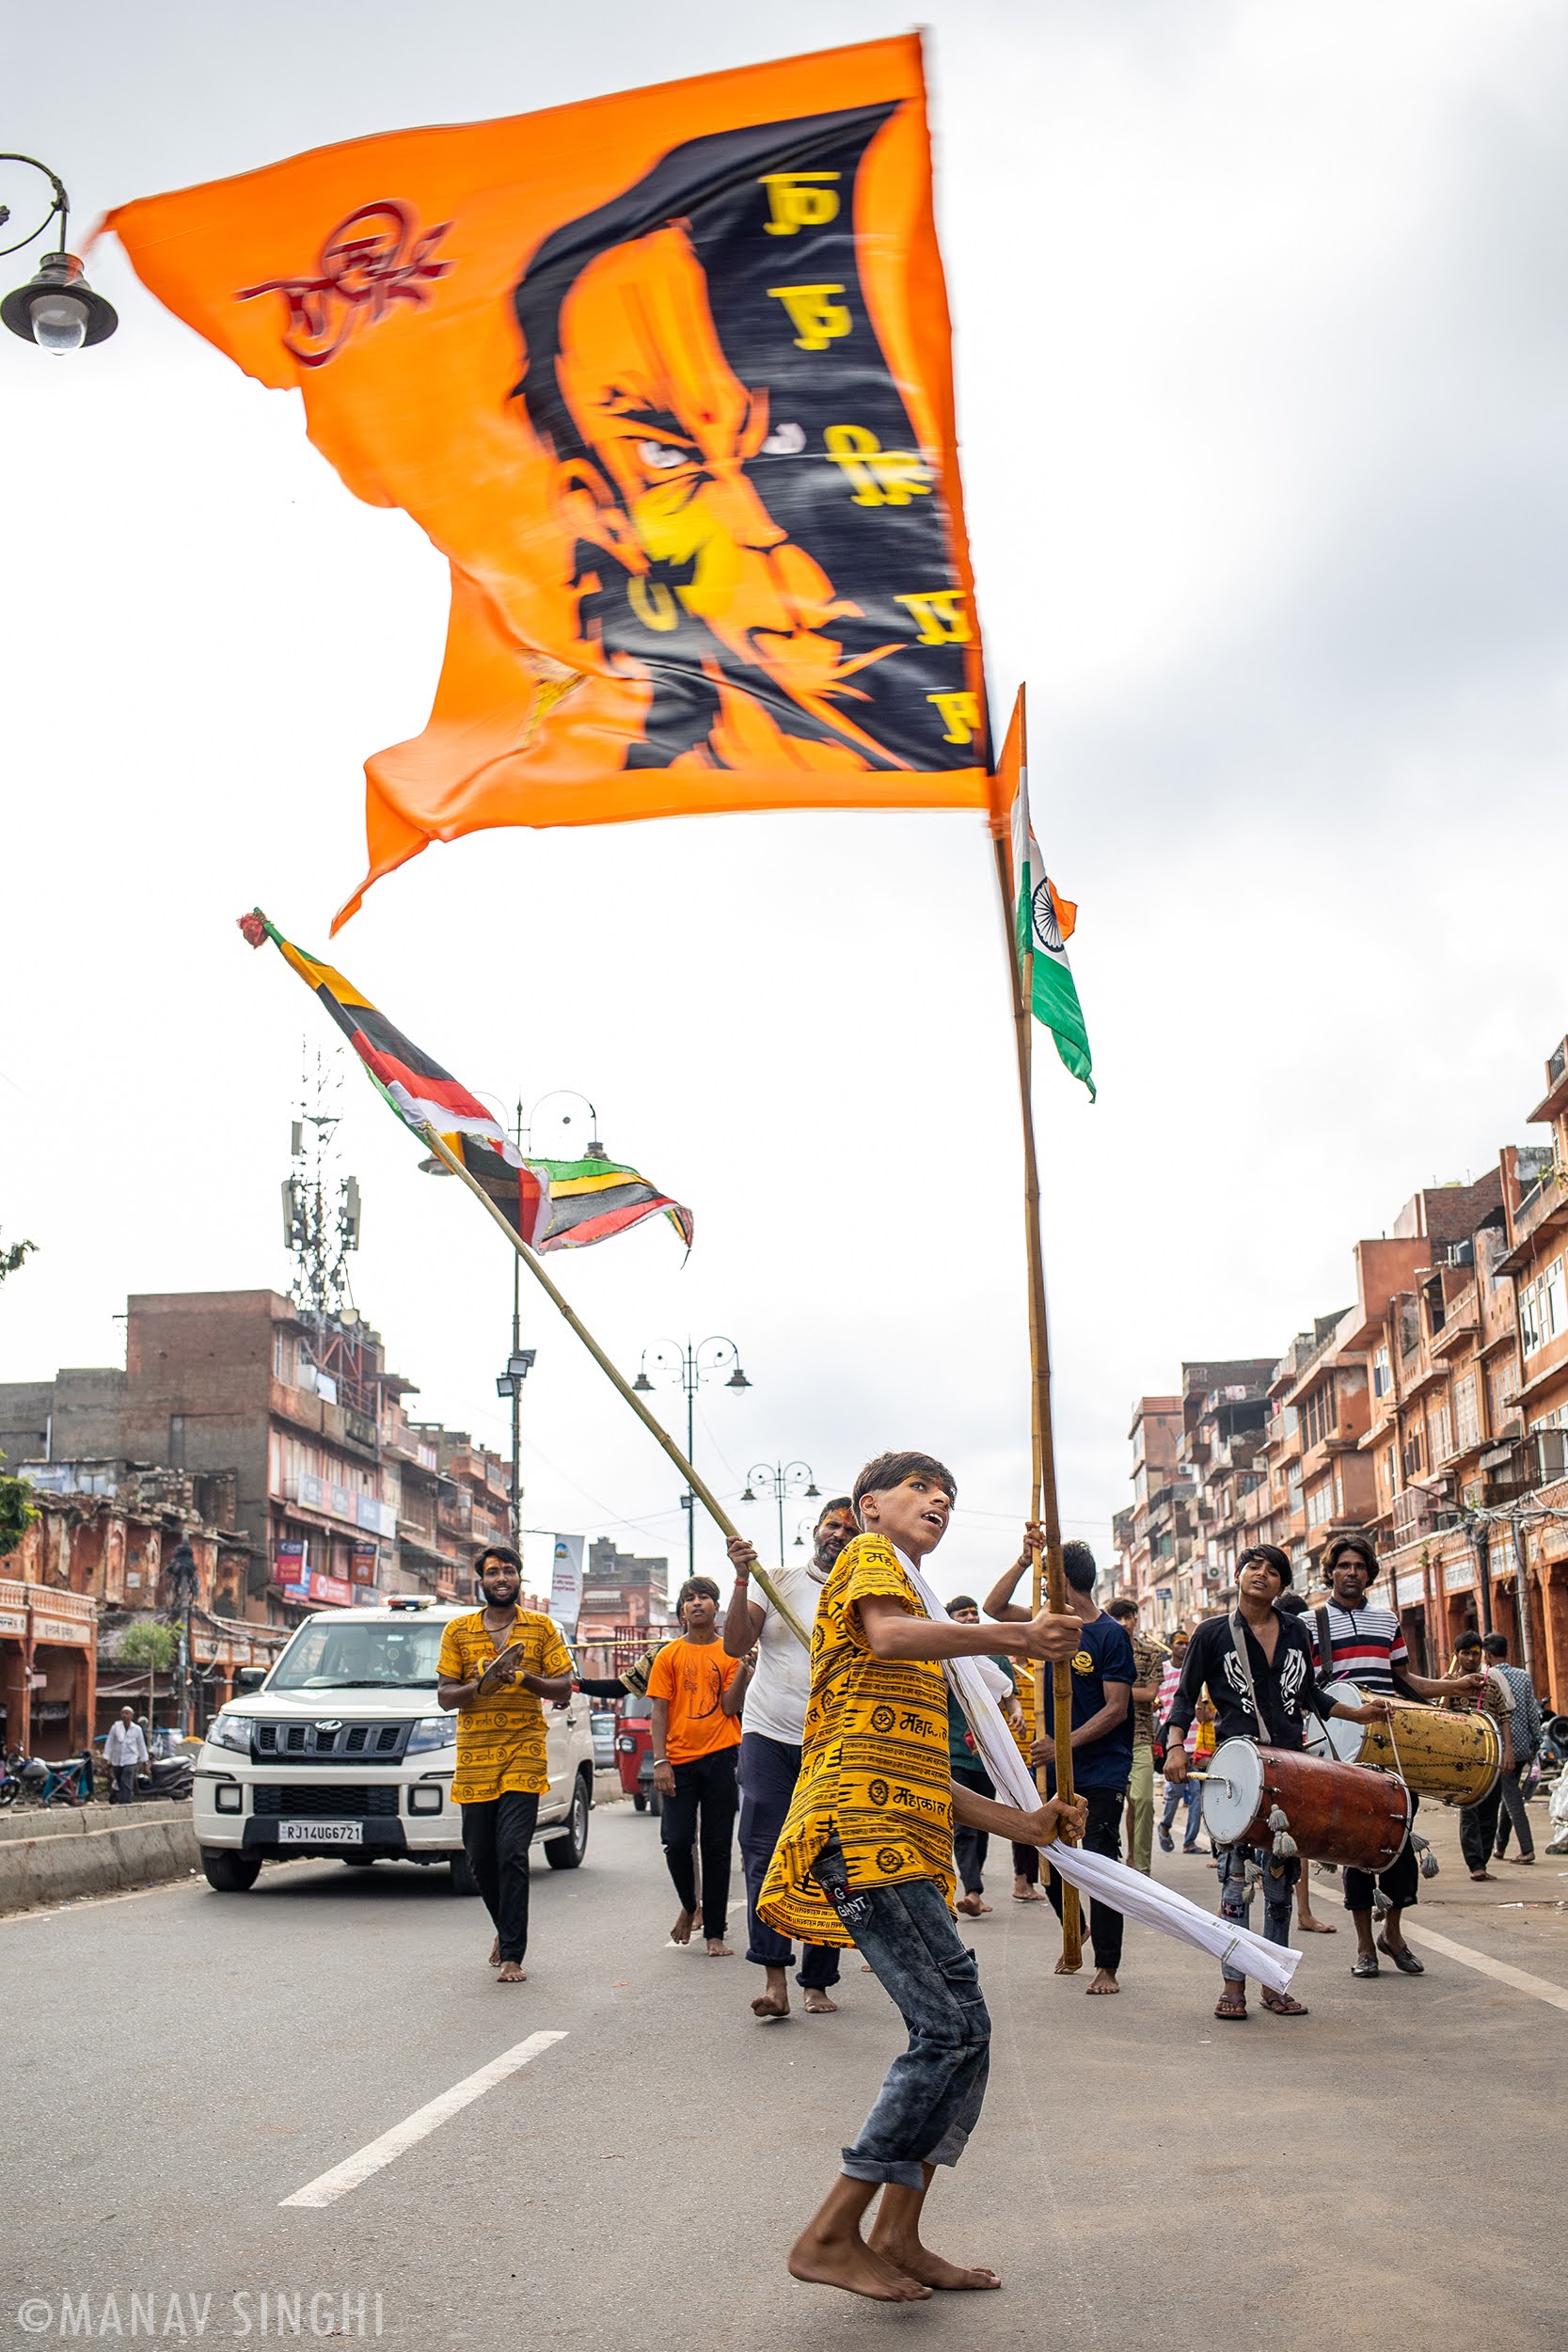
[995, 691, 1095, 1100]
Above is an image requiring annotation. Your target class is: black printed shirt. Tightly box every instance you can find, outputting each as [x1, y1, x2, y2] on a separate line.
[1164, 1612, 1342, 1752]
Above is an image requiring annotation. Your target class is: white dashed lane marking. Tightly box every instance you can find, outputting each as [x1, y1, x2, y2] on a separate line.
[279, 2029, 567, 2208]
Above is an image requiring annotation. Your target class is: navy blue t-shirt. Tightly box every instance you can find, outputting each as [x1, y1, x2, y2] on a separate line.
[1045, 1611, 1136, 1792]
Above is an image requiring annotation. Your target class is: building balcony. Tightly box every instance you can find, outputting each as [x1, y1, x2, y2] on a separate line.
[1429, 1290, 1481, 1356]
[1501, 1168, 1568, 1269]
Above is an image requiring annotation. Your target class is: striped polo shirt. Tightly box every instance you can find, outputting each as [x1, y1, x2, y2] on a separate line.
[1308, 1601, 1408, 1698]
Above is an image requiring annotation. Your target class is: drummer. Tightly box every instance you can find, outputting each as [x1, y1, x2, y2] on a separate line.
[1164, 1544, 1390, 2023]
[1309, 1534, 1482, 1979]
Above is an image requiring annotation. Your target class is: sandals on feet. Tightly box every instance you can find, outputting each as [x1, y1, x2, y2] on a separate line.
[1214, 1988, 1247, 2021]
[1261, 1990, 1308, 2016]
[1351, 1953, 1379, 1978]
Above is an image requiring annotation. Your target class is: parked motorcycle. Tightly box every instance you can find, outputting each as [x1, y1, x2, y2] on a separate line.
[1535, 1714, 1568, 1785]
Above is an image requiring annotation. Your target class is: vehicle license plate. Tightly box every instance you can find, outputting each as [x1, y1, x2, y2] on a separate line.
[278, 1820, 362, 1844]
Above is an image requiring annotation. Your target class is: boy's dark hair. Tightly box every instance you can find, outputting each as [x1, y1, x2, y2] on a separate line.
[1481, 1632, 1510, 1658]
[1238, 1543, 1293, 1589]
[1454, 1628, 1482, 1652]
[474, 1545, 523, 1594]
[1276, 1592, 1309, 1616]
[1062, 1540, 1097, 1593]
[1325, 1534, 1378, 1576]
[947, 1595, 979, 1614]
[1106, 1597, 1138, 1623]
[674, 1576, 721, 1618]
[851, 1451, 958, 1517]
[816, 1494, 853, 1523]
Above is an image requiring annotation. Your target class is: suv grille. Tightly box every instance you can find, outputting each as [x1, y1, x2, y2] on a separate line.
[251, 1722, 407, 1762]
[252, 1785, 401, 1818]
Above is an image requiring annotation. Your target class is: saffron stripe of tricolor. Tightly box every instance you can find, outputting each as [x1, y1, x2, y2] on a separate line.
[279, 2031, 567, 2209]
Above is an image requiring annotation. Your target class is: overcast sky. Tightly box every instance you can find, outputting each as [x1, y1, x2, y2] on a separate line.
[3, 0, 1566, 1605]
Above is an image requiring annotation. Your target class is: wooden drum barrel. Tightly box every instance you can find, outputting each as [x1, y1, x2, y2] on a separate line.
[1350, 1698, 1501, 1806]
[1203, 1740, 1412, 1870]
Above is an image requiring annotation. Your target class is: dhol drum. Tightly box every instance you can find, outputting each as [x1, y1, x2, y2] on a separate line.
[1300, 1677, 1365, 1763]
[1346, 1693, 1501, 1806]
[1201, 1739, 1412, 1870]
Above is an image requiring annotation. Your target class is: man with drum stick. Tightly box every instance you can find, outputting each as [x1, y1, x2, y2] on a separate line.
[1309, 1534, 1481, 1977]
[1164, 1544, 1390, 2022]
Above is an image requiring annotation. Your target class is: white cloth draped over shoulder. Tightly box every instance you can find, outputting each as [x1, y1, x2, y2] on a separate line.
[902, 1563, 1302, 1995]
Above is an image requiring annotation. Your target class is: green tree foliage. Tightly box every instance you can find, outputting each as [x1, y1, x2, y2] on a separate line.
[0, 1232, 37, 1285]
[117, 1620, 178, 1671]
[0, 1459, 36, 1557]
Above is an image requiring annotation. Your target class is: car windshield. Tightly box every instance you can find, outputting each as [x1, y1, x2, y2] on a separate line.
[266, 1618, 447, 1692]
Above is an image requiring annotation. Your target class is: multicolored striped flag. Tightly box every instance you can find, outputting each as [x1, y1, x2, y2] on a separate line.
[994, 692, 1095, 1100]
[239, 911, 692, 1251]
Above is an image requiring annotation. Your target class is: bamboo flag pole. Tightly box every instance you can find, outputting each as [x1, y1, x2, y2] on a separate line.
[990, 698, 1083, 1971]
[418, 1120, 814, 1652]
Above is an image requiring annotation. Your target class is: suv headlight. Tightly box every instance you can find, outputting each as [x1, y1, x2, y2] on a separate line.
[406, 1714, 457, 1752]
[206, 1713, 252, 1755]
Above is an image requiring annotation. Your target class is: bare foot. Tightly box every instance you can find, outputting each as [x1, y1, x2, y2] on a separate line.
[752, 1990, 789, 2020]
[861, 1961, 876, 1973]
[1012, 1883, 1047, 1902]
[496, 1961, 527, 1984]
[867, 2233, 1000, 2292]
[787, 2230, 931, 2301]
[1296, 1916, 1337, 1933]
[488, 1936, 500, 1967]
[955, 1894, 991, 1917]
[802, 1989, 838, 2013]
[1086, 1968, 1119, 1995]
[706, 1938, 734, 1957]
[670, 1909, 695, 1945]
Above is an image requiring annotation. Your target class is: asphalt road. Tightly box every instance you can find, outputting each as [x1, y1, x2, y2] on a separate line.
[2, 1793, 1564, 2352]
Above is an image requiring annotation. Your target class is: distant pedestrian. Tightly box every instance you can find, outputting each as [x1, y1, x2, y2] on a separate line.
[649, 1577, 751, 1956]
[103, 1708, 148, 1804]
[436, 1544, 576, 1984]
[1107, 1597, 1166, 1876]
[1483, 1633, 1542, 1866]
[723, 1499, 856, 2019]
[1022, 1543, 1134, 1996]
[1448, 1629, 1516, 1882]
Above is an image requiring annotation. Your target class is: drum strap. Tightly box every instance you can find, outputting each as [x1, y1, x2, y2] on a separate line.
[1309, 1605, 1339, 1745]
[1227, 1610, 1266, 1738]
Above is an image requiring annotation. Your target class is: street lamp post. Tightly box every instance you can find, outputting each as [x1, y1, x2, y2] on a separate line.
[1, 154, 119, 351]
[425, 1089, 603, 1552]
[742, 1461, 820, 1568]
[632, 1338, 751, 1579]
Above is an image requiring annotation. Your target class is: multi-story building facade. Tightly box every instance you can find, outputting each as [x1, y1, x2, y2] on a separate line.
[1128, 1037, 1568, 1707]
[1123, 1396, 1180, 1614]
[576, 1537, 673, 1658]
[0, 1289, 516, 1726]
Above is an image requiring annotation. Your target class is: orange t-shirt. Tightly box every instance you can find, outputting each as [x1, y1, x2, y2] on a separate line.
[647, 1637, 743, 1763]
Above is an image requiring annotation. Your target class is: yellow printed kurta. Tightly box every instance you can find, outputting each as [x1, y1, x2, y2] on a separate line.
[759, 1533, 954, 1947]
[436, 1609, 573, 1804]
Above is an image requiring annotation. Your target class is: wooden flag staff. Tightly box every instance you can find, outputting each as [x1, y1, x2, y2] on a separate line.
[990, 703, 1083, 1971]
[418, 1120, 814, 1652]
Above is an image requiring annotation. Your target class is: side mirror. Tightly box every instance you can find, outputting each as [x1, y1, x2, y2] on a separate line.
[234, 1666, 266, 1691]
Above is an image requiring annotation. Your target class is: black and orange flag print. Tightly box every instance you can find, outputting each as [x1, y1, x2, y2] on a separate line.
[106, 36, 990, 927]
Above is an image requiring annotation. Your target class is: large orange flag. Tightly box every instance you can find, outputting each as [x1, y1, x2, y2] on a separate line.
[105, 36, 990, 926]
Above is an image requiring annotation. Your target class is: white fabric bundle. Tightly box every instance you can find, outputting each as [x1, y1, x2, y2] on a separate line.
[905, 1563, 1301, 1994]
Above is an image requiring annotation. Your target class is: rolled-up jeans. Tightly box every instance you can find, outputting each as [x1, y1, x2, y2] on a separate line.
[812, 1840, 990, 2189]
[1217, 1843, 1298, 1986]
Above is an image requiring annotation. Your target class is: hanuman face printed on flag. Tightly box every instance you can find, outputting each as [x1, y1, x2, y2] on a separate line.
[513, 106, 986, 776]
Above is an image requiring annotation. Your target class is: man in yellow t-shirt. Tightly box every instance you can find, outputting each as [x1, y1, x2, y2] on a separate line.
[760, 1451, 1085, 2306]
[436, 1546, 573, 1983]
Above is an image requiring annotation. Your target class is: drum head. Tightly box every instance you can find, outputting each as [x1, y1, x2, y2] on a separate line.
[1303, 1680, 1365, 1764]
[1202, 1740, 1262, 1842]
